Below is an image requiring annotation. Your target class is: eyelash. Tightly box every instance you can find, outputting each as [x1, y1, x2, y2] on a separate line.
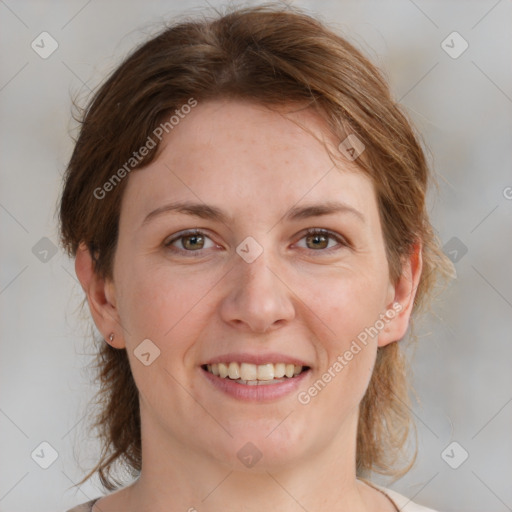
[163, 228, 349, 256]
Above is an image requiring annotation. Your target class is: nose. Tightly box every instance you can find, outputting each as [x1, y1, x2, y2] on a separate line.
[218, 250, 296, 334]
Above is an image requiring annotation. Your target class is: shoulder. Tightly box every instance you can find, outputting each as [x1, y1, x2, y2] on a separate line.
[65, 498, 100, 512]
[380, 487, 440, 512]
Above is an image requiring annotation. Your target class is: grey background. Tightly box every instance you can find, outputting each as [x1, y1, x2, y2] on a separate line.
[1, 1, 511, 511]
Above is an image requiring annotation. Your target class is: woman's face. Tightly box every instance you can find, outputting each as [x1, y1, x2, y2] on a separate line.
[104, 100, 412, 471]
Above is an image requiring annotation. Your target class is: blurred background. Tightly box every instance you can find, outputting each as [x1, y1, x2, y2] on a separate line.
[1, 1, 511, 511]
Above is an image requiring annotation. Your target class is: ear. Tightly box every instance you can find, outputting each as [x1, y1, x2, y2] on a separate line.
[74, 242, 126, 349]
[378, 242, 423, 347]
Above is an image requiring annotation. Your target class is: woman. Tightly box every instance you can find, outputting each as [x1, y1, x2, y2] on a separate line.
[60, 5, 451, 511]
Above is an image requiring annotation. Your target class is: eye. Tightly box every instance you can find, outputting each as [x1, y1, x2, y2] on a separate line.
[295, 228, 348, 251]
[164, 230, 217, 253]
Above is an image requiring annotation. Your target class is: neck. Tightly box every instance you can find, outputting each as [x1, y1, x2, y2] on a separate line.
[121, 404, 376, 512]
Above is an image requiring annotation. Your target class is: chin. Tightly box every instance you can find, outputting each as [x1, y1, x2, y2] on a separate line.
[206, 421, 311, 472]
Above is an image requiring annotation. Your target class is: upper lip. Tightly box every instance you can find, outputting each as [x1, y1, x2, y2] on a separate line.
[202, 352, 312, 367]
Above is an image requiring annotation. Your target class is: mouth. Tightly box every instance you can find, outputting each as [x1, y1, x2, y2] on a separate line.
[201, 362, 311, 386]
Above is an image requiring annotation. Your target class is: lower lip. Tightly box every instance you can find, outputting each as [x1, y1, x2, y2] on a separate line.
[201, 367, 311, 402]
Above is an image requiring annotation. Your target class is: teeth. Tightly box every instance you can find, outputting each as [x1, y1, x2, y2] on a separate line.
[257, 363, 274, 381]
[228, 362, 240, 379]
[218, 362, 229, 378]
[240, 363, 257, 381]
[206, 362, 305, 381]
[274, 363, 286, 378]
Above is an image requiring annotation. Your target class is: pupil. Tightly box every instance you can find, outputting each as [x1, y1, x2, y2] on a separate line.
[184, 235, 203, 250]
[307, 234, 328, 249]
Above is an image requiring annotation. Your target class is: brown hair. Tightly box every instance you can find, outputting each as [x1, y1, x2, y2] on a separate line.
[59, 4, 451, 491]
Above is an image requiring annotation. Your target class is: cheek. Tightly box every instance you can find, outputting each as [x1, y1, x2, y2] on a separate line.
[114, 262, 220, 403]
[312, 268, 390, 344]
[115, 259, 222, 349]
[300, 268, 388, 402]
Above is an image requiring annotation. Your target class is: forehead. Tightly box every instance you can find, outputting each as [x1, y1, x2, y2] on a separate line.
[121, 99, 377, 225]
[157, 99, 337, 171]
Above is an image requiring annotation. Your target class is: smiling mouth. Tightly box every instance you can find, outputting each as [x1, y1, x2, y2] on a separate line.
[202, 362, 310, 385]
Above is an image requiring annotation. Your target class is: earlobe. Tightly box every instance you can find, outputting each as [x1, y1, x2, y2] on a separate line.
[75, 242, 125, 349]
[378, 243, 423, 347]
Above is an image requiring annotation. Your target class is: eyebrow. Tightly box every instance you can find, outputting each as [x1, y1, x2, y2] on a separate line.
[284, 201, 365, 223]
[141, 199, 365, 227]
[142, 201, 230, 227]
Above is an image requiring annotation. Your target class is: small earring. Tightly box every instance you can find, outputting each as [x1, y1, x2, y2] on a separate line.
[108, 333, 114, 343]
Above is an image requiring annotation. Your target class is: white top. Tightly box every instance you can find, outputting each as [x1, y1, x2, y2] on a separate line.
[382, 487, 439, 511]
